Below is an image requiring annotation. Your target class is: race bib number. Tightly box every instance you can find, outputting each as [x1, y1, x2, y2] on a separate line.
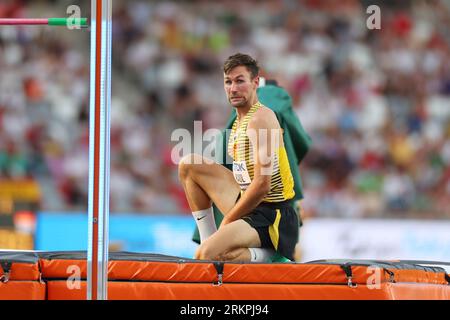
[233, 161, 252, 187]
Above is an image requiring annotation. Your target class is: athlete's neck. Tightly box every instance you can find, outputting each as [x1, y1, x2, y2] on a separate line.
[235, 99, 259, 122]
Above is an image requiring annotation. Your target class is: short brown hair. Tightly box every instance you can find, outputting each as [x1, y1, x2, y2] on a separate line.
[223, 53, 259, 79]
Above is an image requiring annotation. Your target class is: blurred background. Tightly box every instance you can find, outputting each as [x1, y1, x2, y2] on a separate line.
[0, 0, 449, 261]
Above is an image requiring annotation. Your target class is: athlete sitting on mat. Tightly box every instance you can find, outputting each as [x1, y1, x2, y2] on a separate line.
[178, 53, 298, 262]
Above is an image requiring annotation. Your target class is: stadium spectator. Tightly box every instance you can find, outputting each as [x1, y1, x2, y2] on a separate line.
[0, 0, 449, 219]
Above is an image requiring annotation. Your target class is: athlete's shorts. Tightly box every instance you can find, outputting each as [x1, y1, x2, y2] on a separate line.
[241, 199, 299, 261]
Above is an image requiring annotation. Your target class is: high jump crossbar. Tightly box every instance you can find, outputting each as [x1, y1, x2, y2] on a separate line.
[0, 18, 87, 26]
[0, 0, 112, 300]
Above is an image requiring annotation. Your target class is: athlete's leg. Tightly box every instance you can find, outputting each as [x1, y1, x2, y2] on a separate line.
[179, 153, 266, 261]
[220, 247, 276, 262]
[178, 153, 240, 214]
[195, 219, 262, 262]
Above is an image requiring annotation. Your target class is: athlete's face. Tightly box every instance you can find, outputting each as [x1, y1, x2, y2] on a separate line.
[224, 66, 259, 108]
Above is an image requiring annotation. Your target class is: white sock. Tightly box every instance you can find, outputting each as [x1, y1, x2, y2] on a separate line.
[192, 207, 217, 243]
[248, 248, 276, 262]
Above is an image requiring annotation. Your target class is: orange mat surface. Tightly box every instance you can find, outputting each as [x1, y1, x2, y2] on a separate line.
[1, 251, 449, 300]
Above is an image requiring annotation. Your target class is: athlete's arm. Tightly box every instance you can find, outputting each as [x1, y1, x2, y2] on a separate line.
[221, 107, 281, 226]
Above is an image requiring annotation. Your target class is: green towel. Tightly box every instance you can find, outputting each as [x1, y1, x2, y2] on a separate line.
[270, 252, 292, 263]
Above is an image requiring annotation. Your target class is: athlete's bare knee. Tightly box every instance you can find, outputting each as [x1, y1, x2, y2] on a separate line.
[195, 242, 219, 261]
[178, 153, 197, 180]
[178, 160, 189, 182]
[195, 244, 213, 260]
[179, 153, 214, 181]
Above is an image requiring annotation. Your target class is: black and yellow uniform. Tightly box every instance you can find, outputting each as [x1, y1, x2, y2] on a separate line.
[228, 101, 298, 261]
[228, 101, 295, 202]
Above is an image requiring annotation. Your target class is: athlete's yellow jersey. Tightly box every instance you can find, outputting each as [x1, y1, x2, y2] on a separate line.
[228, 102, 295, 202]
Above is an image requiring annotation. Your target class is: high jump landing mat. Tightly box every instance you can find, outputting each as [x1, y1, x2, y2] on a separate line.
[0, 251, 449, 300]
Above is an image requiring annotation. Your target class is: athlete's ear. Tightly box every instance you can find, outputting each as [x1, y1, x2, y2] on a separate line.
[253, 76, 260, 88]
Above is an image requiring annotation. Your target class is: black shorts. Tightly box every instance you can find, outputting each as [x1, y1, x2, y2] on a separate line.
[241, 199, 299, 261]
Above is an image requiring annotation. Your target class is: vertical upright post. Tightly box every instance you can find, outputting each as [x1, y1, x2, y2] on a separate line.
[87, 0, 112, 300]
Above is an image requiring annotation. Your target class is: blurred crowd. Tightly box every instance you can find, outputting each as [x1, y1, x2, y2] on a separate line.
[0, 0, 449, 218]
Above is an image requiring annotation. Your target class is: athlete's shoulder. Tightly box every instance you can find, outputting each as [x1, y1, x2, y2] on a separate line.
[249, 104, 279, 129]
[257, 104, 276, 116]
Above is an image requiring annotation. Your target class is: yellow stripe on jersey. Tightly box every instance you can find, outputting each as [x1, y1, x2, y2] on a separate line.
[228, 102, 295, 202]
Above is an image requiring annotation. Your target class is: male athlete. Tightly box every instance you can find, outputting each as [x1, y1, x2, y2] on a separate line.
[178, 53, 298, 262]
